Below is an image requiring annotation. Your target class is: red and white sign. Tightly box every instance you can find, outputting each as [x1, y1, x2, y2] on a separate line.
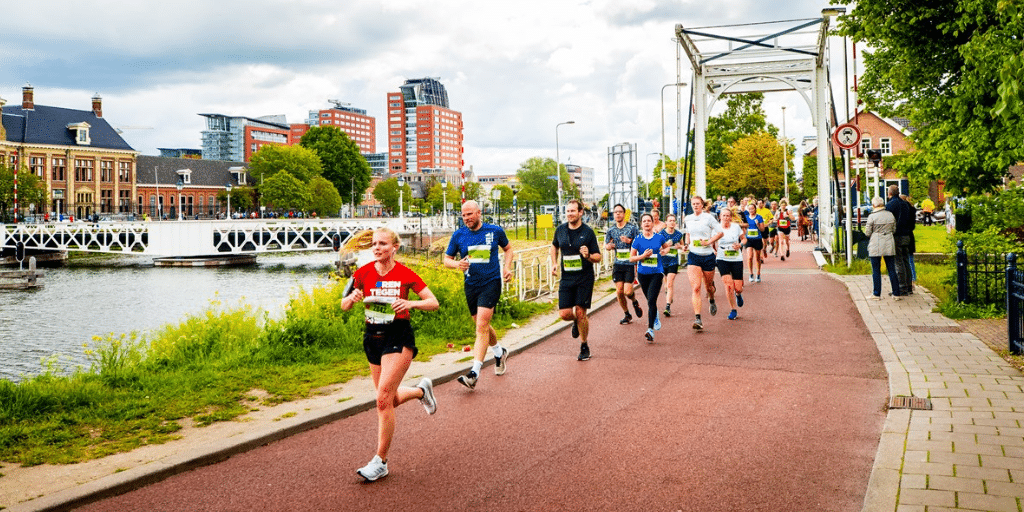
[833, 123, 861, 150]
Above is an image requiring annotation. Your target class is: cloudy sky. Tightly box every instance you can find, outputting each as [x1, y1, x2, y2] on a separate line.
[1, 0, 853, 188]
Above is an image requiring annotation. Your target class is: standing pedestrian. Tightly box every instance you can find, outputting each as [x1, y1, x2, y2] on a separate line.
[604, 203, 643, 324]
[550, 199, 602, 360]
[885, 185, 914, 296]
[629, 213, 671, 342]
[865, 197, 900, 300]
[683, 196, 723, 330]
[659, 213, 685, 317]
[341, 228, 440, 482]
[715, 208, 747, 319]
[444, 200, 514, 390]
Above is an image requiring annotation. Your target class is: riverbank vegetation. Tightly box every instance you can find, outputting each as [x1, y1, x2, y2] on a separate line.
[0, 263, 548, 467]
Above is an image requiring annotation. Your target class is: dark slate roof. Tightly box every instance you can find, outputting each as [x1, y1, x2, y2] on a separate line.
[1, 104, 135, 151]
[136, 155, 250, 187]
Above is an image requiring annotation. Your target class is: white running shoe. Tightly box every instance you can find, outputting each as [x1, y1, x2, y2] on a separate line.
[495, 347, 509, 376]
[357, 455, 388, 482]
[653, 315, 662, 331]
[417, 378, 437, 415]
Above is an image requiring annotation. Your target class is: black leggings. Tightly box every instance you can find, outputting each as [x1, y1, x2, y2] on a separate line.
[637, 272, 664, 329]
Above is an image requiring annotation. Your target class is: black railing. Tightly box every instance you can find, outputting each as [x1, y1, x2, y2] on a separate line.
[955, 241, 1023, 355]
[1008, 253, 1023, 355]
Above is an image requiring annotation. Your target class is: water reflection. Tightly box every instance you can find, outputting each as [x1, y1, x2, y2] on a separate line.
[0, 253, 336, 382]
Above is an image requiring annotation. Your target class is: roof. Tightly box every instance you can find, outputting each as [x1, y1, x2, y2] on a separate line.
[1, 104, 135, 151]
[136, 155, 250, 187]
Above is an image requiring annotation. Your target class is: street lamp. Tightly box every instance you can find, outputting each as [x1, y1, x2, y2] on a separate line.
[397, 175, 405, 219]
[661, 82, 687, 217]
[781, 106, 789, 200]
[512, 185, 519, 238]
[555, 120, 575, 223]
[175, 179, 184, 222]
[441, 179, 448, 227]
[225, 182, 232, 219]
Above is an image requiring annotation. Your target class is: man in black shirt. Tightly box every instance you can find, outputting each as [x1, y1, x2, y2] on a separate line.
[885, 185, 915, 296]
[550, 199, 602, 361]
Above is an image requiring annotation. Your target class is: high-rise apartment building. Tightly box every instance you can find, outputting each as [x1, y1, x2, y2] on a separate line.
[386, 78, 463, 174]
[290, 101, 376, 153]
[566, 164, 595, 207]
[199, 114, 290, 162]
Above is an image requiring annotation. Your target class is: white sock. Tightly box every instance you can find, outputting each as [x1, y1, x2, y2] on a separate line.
[492, 344, 504, 358]
[472, 360, 483, 375]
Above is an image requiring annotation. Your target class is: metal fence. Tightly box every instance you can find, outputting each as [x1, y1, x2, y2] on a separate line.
[955, 241, 1023, 355]
[1008, 253, 1023, 355]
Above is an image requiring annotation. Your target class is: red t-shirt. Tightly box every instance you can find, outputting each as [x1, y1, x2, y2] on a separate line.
[351, 261, 427, 322]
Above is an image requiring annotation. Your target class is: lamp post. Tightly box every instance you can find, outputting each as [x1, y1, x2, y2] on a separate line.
[175, 180, 184, 221]
[555, 120, 575, 223]
[225, 182, 232, 219]
[397, 175, 405, 219]
[661, 82, 687, 218]
[781, 106, 789, 200]
[512, 185, 519, 239]
[441, 179, 448, 227]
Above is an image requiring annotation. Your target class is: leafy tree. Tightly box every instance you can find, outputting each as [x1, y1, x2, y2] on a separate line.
[463, 181, 482, 203]
[308, 176, 342, 217]
[836, 0, 1024, 194]
[299, 126, 372, 207]
[261, 171, 310, 212]
[705, 93, 776, 169]
[425, 181, 460, 212]
[515, 157, 579, 204]
[708, 132, 784, 199]
[372, 177, 411, 215]
[0, 165, 48, 222]
[248, 145, 323, 184]
[216, 186, 255, 213]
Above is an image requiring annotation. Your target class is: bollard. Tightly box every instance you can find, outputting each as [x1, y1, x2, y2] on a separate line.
[28, 257, 37, 286]
[956, 240, 968, 303]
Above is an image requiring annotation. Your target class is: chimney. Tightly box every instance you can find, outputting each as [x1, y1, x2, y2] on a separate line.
[22, 83, 34, 110]
[92, 93, 102, 118]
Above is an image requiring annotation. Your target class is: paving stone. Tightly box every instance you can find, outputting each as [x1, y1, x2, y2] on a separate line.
[925, 474, 985, 494]
[956, 492, 1020, 512]
[896, 488, 956, 507]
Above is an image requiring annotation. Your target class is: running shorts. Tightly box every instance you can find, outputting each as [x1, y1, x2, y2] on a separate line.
[779, 227, 791, 235]
[746, 238, 764, 251]
[686, 252, 717, 272]
[363, 319, 417, 366]
[716, 259, 744, 280]
[768, 228, 778, 237]
[612, 264, 636, 283]
[559, 278, 595, 310]
[464, 278, 502, 316]
[663, 263, 680, 275]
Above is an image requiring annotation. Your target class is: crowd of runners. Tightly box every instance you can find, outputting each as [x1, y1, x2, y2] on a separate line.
[341, 195, 813, 482]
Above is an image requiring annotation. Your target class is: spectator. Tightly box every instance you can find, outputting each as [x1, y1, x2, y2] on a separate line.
[885, 186, 915, 296]
[865, 196, 900, 300]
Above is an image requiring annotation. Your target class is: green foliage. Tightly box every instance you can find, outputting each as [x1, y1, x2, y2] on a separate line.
[956, 185, 1024, 239]
[709, 132, 785, 199]
[299, 126, 371, 207]
[0, 164, 49, 222]
[516, 157, 580, 204]
[426, 180, 461, 211]
[261, 171, 311, 212]
[372, 177, 411, 214]
[307, 176, 342, 217]
[248, 145, 323, 184]
[217, 185, 255, 212]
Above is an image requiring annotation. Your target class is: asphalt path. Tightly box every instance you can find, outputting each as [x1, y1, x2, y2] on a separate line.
[79, 240, 888, 512]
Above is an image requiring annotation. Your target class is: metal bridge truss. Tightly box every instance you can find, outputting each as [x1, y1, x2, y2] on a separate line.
[1, 218, 446, 258]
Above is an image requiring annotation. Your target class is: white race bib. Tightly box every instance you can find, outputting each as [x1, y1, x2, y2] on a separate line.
[467, 244, 490, 264]
[363, 296, 396, 325]
[747, 228, 759, 238]
[616, 249, 630, 262]
[562, 254, 583, 272]
[641, 256, 659, 268]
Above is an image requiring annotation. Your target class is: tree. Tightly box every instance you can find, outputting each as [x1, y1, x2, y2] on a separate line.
[425, 181, 459, 212]
[261, 171, 310, 212]
[308, 176, 342, 217]
[836, 0, 1024, 194]
[708, 132, 784, 199]
[463, 182, 482, 203]
[216, 186, 255, 213]
[299, 126, 372, 207]
[248, 144, 323, 184]
[0, 165, 48, 222]
[515, 157, 579, 204]
[372, 177, 411, 215]
[704, 93, 776, 169]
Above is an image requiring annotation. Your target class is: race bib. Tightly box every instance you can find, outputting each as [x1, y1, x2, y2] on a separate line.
[779, 219, 790, 228]
[692, 240, 702, 248]
[641, 256, 659, 268]
[724, 249, 739, 258]
[747, 228, 759, 238]
[616, 249, 630, 262]
[667, 248, 678, 258]
[363, 296, 396, 325]
[467, 244, 490, 264]
[562, 254, 583, 272]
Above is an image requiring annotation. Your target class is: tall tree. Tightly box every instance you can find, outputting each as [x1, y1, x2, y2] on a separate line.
[261, 171, 310, 212]
[372, 177, 411, 215]
[307, 176, 342, 217]
[248, 145, 323, 184]
[708, 132, 784, 199]
[704, 93, 776, 169]
[0, 165, 48, 222]
[299, 126, 372, 206]
[837, 0, 1024, 194]
[515, 157, 579, 204]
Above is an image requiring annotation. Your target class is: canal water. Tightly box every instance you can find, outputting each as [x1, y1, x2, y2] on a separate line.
[0, 253, 339, 382]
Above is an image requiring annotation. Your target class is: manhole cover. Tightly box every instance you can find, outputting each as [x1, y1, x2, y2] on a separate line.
[889, 396, 932, 410]
[908, 325, 964, 333]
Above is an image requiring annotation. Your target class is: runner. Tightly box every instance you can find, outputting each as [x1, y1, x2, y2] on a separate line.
[715, 208, 747, 320]
[604, 203, 644, 324]
[756, 200, 772, 260]
[743, 203, 766, 283]
[629, 213, 671, 342]
[550, 199, 602, 360]
[650, 207, 666, 233]
[341, 228, 440, 482]
[444, 200, 514, 390]
[776, 198, 792, 261]
[683, 196, 723, 330]
[659, 214, 685, 317]
[767, 200, 780, 257]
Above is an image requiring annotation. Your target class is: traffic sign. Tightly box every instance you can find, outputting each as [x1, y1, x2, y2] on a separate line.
[833, 123, 861, 150]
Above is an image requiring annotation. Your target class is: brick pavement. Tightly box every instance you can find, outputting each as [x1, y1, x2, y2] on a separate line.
[839, 275, 1024, 512]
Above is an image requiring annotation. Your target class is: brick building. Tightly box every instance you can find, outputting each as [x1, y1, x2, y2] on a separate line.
[386, 78, 463, 175]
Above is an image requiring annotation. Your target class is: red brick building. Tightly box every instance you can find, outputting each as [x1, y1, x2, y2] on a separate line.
[386, 78, 463, 175]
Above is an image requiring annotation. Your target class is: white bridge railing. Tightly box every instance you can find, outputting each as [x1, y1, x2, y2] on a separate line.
[506, 244, 617, 302]
[1, 217, 451, 258]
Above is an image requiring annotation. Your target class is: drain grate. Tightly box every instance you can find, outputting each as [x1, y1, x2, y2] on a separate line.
[889, 396, 932, 410]
[908, 325, 964, 333]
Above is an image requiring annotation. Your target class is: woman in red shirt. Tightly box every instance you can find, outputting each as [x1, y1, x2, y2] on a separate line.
[341, 228, 440, 482]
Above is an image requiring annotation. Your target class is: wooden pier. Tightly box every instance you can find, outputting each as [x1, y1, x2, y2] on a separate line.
[0, 258, 44, 289]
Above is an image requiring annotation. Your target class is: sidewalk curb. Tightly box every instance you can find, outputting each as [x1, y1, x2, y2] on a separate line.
[8, 286, 624, 512]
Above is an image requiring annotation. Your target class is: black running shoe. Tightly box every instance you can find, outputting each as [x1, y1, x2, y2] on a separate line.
[632, 299, 643, 318]
[571, 319, 580, 338]
[577, 343, 591, 361]
[786, 249, 790, 257]
[457, 371, 478, 390]
[663, 303, 672, 317]
[710, 301, 718, 316]
[692, 318, 703, 330]
[619, 313, 633, 325]
[736, 293, 744, 308]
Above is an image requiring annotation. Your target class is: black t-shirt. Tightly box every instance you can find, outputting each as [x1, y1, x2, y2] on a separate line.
[552, 222, 600, 286]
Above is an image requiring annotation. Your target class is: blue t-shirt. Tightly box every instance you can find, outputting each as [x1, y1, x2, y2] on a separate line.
[658, 228, 684, 267]
[742, 213, 764, 239]
[445, 223, 510, 287]
[631, 232, 668, 275]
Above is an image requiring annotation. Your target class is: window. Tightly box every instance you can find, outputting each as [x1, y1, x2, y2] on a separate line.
[880, 138, 892, 155]
[860, 137, 871, 154]
[119, 161, 132, 183]
[52, 157, 66, 181]
[101, 161, 114, 182]
[74, 159, 94, 181]
[30, 156, 45, 177]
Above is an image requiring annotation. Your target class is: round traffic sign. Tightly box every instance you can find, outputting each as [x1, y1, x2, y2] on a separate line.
[833, 123, 861, 150]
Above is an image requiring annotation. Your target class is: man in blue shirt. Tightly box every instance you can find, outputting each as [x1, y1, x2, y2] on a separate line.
[445, 200, 514, 390]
